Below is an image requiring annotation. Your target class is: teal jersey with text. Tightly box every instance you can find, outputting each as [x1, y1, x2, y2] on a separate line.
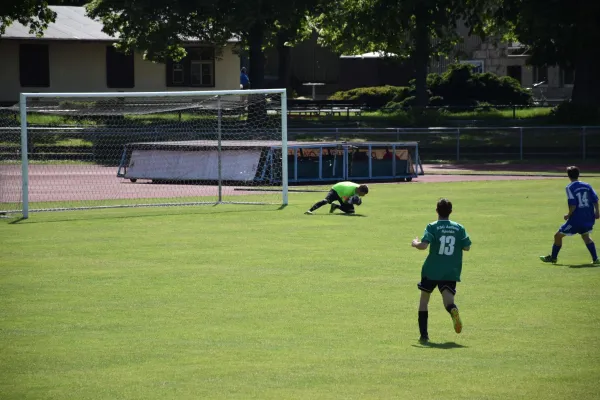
[420, 219, 471, 281]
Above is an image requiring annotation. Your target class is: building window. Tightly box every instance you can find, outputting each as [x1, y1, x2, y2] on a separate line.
[533, 66, 548, 84]
[19, 44, 50, 87]
[106, 46, 135, 88]
[506, 65, 522, 85]
[166, 47, 215, 87]
[560, 66, 575, 87]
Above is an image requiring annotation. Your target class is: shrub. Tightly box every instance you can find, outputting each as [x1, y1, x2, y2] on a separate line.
[428, 96, 445, 107]
[381, 95, 417, 112]
[425, 63, 532, 106]
[328, 86, 410, 109]
[474, 101, 499, 113]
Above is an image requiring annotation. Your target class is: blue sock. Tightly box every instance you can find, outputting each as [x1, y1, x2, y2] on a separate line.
[586, 242, 598, 261]
[551, 244, 561, 259]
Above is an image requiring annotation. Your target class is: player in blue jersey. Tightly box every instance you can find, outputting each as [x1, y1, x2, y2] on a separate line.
[540, 166, 600, 264]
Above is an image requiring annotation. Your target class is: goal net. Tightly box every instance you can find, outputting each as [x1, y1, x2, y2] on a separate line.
[0, 89, 288, 218]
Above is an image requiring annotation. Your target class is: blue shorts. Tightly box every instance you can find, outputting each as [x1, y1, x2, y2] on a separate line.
[559, 222, 594, 236]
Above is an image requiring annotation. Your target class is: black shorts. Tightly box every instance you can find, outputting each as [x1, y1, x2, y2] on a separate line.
[325, 189, 342, 204]
[325, 189, 355, 213]
[417, 277, 457, 294]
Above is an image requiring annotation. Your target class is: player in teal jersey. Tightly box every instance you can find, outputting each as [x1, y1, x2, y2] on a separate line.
[411, 198, 471, 343]
[304, 181, 368, 215]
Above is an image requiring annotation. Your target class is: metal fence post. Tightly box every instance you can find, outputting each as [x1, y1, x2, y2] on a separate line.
[520, 127, 523, 161]
[582, 126, 587, 161]
[456, 129, 460, 161]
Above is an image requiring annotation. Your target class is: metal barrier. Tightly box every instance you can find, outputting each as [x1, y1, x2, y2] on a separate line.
[288, 126, 600, 161]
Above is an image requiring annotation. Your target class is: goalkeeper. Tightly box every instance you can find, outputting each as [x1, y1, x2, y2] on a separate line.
[305, 181, 369, 215]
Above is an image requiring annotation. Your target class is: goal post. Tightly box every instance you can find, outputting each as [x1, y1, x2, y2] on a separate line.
[1, 89, 288, 219]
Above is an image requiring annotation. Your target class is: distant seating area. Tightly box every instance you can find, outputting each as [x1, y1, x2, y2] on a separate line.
[286, 99, 367, 118]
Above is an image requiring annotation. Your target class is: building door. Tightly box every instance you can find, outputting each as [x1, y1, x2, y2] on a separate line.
[507, 65, 522, 85]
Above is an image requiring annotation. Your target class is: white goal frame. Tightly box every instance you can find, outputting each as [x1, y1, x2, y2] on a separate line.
[18, 89, 289, 219]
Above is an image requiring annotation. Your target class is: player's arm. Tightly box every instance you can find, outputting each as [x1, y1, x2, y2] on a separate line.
[564, 204, 577, 220]
[412, 225, 433, 250]
[412, 237, 429, 250]
[592, 189, 599, 219]
[565, 187, 577, 220]
[461, 227, 472, 251]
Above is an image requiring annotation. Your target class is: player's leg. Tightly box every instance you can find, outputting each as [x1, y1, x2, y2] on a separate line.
[540, 227, 569, 263]
[338, 202, 355, 214]
[439, 282, 461, 334]
[417, 278, 435, 341]
[581, 231, 599, 263]
[306, 189, 338, 214]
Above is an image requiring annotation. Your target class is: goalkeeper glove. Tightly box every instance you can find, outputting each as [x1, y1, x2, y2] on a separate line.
[349, 195, 362, 205]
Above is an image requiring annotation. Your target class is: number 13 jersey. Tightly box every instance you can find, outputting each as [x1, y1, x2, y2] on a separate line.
[421, 220, 472, 281]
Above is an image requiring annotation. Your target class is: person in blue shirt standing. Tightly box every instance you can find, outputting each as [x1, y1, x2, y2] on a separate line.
[240, 67, 250, 89]
[540, 166, 600, 264]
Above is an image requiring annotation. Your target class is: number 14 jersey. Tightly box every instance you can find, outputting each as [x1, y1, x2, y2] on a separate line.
[566, 181, 598, 227]
[421, 220, 472, 282]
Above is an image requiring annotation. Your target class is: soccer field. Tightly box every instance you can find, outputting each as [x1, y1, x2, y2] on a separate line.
[1, 178, 599, 399]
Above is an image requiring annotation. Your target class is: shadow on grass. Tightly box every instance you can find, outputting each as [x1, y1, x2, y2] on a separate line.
[5, 206, 286, 224]
[8, 217, 26, 225]
[566, 263, 599, 269]
[333, 213, 367, 217]
[412, 341, 468, 349]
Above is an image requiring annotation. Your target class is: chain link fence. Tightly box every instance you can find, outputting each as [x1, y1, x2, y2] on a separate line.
[288, 126, 600, 161]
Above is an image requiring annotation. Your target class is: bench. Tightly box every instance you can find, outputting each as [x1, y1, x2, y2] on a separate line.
[286, 100, 367, 118]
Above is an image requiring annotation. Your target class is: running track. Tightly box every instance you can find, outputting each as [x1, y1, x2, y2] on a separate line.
[0, 164, 562, 204]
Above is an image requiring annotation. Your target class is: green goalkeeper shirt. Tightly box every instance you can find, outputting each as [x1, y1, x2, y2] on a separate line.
[420, 219, 471, 281]
[332, 181, 359, 203]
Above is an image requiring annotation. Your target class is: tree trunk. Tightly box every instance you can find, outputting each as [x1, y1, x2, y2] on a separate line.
[247, 22, 268, 130]
[277, 31, 293, 95]
[413, 5, 430, 108]
[571, 57, 600, 108]
[248, 22, 265, 90]
[571, 5, 600, 108]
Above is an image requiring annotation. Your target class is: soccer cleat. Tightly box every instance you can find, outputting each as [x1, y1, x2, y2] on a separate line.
[593, 259, 600, 265]
[539, 255, 557, 264]
[419, 335, 429, 343]
[304, 210, 313, 215]
[329, 204, 339, 213]
[450, 308, 462, 334]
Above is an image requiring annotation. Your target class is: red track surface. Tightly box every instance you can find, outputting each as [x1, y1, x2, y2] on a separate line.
[0, 164, 568, 204]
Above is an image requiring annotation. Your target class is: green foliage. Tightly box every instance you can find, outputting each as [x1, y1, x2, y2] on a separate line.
[488, 0, 600, 106]
[428, 96, 445, 106]
[328, 86, 410, 109]
[386, 64, 531, 110]
[0, 0, 56, 36]
[427, 64, 531, 106]
[550, 102, 600, 125]
[314, 0, 491, 106]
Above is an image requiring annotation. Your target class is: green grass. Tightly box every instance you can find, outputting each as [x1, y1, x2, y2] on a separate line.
[1, 179, 600, 399]
[441, 107, 553, 120]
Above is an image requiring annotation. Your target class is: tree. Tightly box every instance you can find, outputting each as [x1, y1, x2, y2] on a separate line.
[1, 1, 91, 37]
[490, 0, 600, 107]
[315, 0, 490, 107]
[267, 1, 320, 93]
[87, 0, 320, 91]
[0, 1, 56, 37]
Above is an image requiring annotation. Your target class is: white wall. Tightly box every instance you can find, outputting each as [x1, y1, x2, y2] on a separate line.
[0, 40, 240, 104]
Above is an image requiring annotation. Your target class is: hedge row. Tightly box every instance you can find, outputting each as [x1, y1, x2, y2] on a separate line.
[329, 63, 532, 109]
